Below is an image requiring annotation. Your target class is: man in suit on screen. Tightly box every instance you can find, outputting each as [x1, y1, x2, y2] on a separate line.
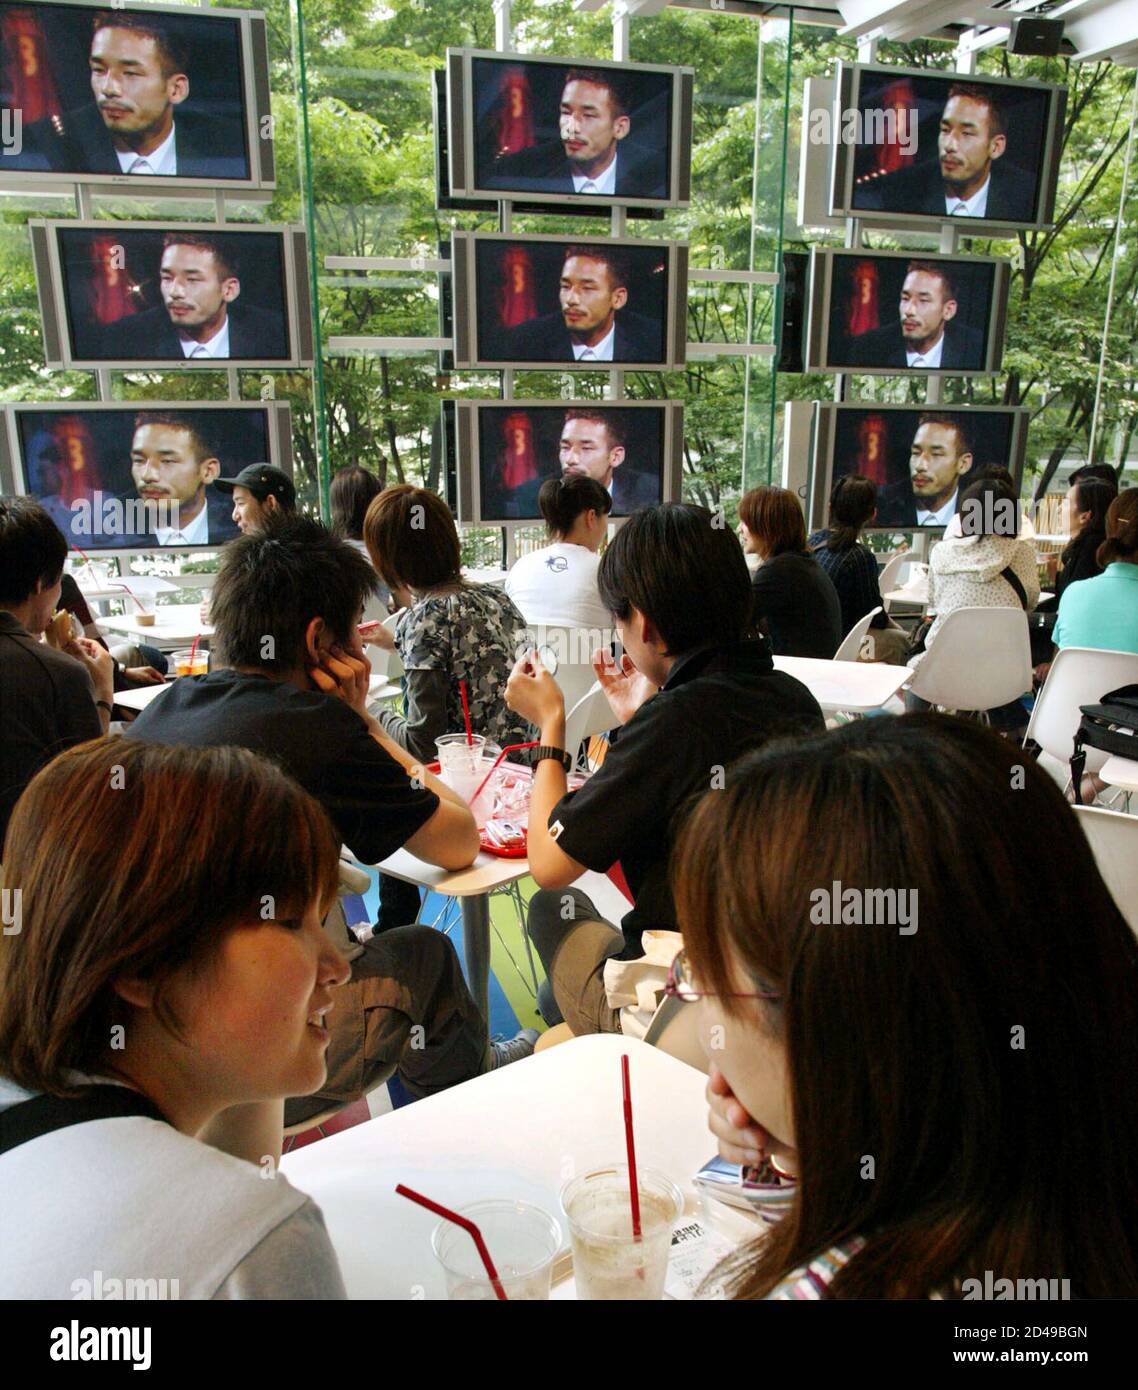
[875, 413, 975, 529]
[118, 411, 240, 547]
[502, 409, 658, 518]
[22, 12, 246, 180]
[495, 245, 662, 365]
[846, 261, 985, 370]
[488, 68, 666, 199]
[99, 233, 284, 361]
[854, 84, 1036, 224]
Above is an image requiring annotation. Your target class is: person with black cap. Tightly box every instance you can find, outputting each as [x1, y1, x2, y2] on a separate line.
[214, 463, 297, 536]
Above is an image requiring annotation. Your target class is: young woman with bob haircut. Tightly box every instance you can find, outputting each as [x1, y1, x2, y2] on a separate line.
[0, 739, 352, 1299]
[673, 713, 1138, 1299]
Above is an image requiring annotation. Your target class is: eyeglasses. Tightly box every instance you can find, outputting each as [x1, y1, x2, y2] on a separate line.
[664, 948, 781, 1003]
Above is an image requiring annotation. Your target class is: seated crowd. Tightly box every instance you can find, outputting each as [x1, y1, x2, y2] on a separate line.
[1, 461, 1137, 1301]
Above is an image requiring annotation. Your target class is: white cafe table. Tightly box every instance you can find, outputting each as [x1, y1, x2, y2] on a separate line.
[772, 654, 910, 713]
[100, 603, 213, 648]
[279, 1034, 737, 1300]
[112, 681, 175, 714]
[372, 845, 533, 1030]
[1100, 754, 1138, 805]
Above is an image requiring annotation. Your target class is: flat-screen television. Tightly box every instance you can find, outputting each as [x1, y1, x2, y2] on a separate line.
[445, 48, 693, 211]
[830, 63, 1066, 232]
[450, 231, 688, 372]
[777, 250, 810, 374]
[808, 402, 1029, 534]
[805, 247, 1010, 376]
[30, 220, 313, 370]
[0, 1, 274, 194]
[449, 399, 683, 525]
[0, 400, 293, 551]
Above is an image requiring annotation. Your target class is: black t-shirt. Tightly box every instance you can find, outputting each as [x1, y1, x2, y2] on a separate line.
[549, 640, 824, 959]
[750, 552, 843, 658]
[125, 670, 439, 865]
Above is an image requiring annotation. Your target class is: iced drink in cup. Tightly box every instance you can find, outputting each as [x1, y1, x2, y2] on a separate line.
[435, 734, 500, 829]
[562, 1166, 683, 1300]
[172, 648, 209, 677]
[431, 1200, 562, 1300]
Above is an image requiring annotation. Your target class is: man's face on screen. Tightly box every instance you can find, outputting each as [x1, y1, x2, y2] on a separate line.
[899, 271, 956, 351]
[909, 422, 971, 511]
[160, 245, 239, 333]
[938, 95, 1006, 195]
[559, 417, 623, 487]
[559, 79, 629, 170]
[131, 425, 217, 511]
[89, 28, 187, 142]
[559, 256, 627, 342]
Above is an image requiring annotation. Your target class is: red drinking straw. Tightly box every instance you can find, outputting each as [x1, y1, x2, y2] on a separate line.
[395, 1183, 508, 1300]
[459, 679, 473, 746]
[622, 1054, 642, 1240]
[188, 634, 201, 667]
[470, 740, 541, 806]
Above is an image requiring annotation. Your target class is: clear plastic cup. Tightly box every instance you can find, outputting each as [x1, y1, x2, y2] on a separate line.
[435, 734, 501, 829]
[562, 1166, 683, 1301]
[172, 648, 209, 678]
[431, 1200, 562, 1301]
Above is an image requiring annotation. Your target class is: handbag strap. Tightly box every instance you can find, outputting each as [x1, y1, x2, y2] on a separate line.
[1000, 565, 1029, 610]
[0, 1084, 167, 1158]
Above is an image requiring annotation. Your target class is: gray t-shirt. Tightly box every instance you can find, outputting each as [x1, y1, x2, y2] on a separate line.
[0, 1078, 346, 1300]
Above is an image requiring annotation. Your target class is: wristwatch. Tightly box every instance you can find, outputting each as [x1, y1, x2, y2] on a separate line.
[530, 745, 572, 772]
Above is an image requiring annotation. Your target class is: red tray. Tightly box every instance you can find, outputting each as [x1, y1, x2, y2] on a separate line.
[424, 761, 528, 858]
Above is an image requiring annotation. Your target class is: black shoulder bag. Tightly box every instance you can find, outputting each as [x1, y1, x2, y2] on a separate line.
[1070, 685, 1138, 805]
[0, 1084, 166, 1157]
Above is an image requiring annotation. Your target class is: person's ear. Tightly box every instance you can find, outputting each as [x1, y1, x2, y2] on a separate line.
[613, 115, 631, 141]
[990, 132, 1006, 160]
[942, 297, 958, 322]
[221, 276, 240, 304]
[168, 73, 189, 106]
[631, 605, 663, 651]
[304, 616, 327, 666]
[611, 285, 628, 312]
[113, 976, 156, 1011]
[609, 445, 626, 471]
[201, 455, 221, 485]
[958, 452, 974, 476]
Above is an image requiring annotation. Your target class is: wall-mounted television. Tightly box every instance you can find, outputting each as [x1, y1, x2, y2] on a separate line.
[805, 247, 1010, 376]
[0, 400, 293, 552]
[30, 220, 312, 370]
[808, 402, 1029, 534]
[830, 62, 1066, 232]
[448, 399, 684, 525]
[449, 231, 688, 372]
[0, 1, 274, 195]
[445, 48, 693, 212]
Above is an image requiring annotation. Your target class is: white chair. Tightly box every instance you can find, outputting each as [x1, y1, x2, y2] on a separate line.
[905, 607, 1033, 717]
[834, 606, 883, 663]
[564, 680, 616, 771]
[1073, 805, 1138, 937]
[878, 549, 915, 599]
[366, 610, 404, 681]
[1025, 646, 1138, 793]
[642, 994, 709, 1074]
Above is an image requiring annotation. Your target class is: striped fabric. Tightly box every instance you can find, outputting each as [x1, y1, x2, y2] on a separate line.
[765, 1235, 868, 1300]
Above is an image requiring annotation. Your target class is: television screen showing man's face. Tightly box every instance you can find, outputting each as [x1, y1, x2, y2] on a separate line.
[160, 243, 238, 334]
[559, 254, 626, 343]
[909, 420, 971, 512]
[89, 24, 187, 145]
[559, 415, 623, 487]
[899, 268, 955, 353]
[559, 77, 629, 176]
[938, 92, 1005, 201]
[130, 421, 218, 510]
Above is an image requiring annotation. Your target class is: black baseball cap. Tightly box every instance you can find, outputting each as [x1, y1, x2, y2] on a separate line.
[214, 463, 296, 509]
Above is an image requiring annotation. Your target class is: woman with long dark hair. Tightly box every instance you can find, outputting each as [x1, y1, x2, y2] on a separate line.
[674, 714, 1138, 1298]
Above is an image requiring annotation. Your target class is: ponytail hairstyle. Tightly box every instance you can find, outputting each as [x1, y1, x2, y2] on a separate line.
[538, 473, 612, 539]
[823, 474, 878, 552]
[1097, 488, 1138, 569]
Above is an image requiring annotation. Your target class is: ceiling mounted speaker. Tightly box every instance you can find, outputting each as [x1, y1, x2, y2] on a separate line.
[1007, 16, 1065, 56]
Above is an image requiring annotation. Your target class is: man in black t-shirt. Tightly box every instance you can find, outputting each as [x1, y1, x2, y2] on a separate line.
[127, 514, 536, 1123]
[504, 504, 825, 1036]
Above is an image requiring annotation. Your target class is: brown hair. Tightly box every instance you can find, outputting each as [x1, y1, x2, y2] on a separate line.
[822, 474, 877, 552]
[91, 13, 189, 81]
[539, 473, 611, 538]
[0, 740, 341, 1096]
[738, 486, 808, 559]
[945, 82, 1006, 138]
[161, 232, 237, 282]
[904, 260, 956, 302]
[363, 484, 462, 591]
[674, 715, 1138, 1299]
[1097, 488, 1138, 568]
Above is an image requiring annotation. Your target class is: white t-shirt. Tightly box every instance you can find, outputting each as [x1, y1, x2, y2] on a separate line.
[504, 542, 611, 636]
[0, 1076, 346, 1300]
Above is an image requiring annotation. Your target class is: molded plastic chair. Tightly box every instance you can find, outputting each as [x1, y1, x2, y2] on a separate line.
[905, 607, 1032, 715]
[564, 680, 615, 771]
[1026, 646, 1138, 790]
[1073, 805, 1138, 937]
[642, 995, 709, 1074]
[366, 611, 404, 681]
[834, 606, 883, 662]
[878, 549, 915, 598]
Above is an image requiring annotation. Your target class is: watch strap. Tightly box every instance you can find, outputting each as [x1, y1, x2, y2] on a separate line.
[531, 744, 572, 772]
